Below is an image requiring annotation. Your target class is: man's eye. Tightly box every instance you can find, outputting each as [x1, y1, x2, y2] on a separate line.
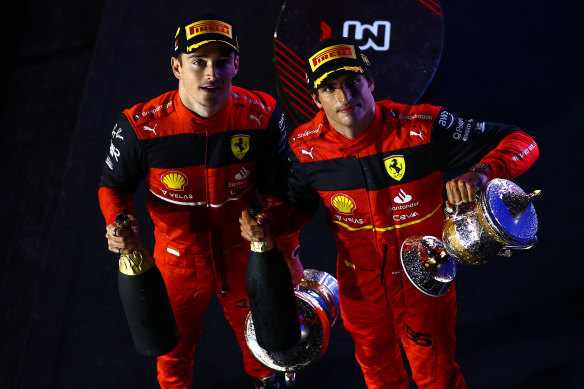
[193, 60, 204, 66]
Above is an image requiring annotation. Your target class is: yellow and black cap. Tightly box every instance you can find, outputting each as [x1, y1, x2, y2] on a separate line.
[174, 14, 239, 56]
[305, 37, 372, 91]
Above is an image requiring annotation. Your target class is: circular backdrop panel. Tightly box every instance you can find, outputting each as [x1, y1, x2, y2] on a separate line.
[274, 0, 444, 125]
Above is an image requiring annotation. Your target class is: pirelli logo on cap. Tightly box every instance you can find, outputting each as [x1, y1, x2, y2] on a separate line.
[186, 20, 233, 39]
[309, 44, 356, 72]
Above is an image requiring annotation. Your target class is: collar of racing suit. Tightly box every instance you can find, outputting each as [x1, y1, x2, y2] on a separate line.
[325, 103, 384, 158]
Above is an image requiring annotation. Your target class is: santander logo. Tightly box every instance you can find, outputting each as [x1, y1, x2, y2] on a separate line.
[393, 189, 412, 204]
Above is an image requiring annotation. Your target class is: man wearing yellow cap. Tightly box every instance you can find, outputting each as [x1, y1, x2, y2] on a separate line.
[240, 37, 539, 389]
[99, 13, 300, 389]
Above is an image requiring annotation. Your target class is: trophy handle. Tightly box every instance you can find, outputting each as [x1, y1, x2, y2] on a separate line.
[497, 236, 538, 257]
[444, 201, 476, 220]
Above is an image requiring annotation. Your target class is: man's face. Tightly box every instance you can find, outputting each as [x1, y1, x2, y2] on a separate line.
[312, 72, 375, 135]
[172, 42, 239, 117]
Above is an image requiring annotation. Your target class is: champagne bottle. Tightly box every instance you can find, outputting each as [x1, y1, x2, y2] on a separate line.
[245, 208, 300, 355]
[116, 214, 179, 356]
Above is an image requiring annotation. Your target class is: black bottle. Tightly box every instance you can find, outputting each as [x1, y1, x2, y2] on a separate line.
[245, 209, 300, 353]
[116, 214, 179, 357]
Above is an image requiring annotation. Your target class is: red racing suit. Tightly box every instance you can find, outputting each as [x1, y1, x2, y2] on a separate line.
[98, 87, 297, 389]
[283, 101, 539, 389]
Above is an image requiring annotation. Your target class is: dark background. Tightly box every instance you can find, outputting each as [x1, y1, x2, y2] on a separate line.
[1, 0, 583, 388]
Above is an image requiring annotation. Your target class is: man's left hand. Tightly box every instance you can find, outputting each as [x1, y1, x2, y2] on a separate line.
[445, 171, 488, 205]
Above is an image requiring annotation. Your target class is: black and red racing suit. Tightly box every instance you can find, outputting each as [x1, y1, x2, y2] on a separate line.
[98, 87, 297, 388]
[282, 100, 539, 389]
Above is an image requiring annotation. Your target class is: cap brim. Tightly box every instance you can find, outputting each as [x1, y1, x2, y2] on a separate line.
[313, 66, 364, 89]
[186, 39, 239, 53]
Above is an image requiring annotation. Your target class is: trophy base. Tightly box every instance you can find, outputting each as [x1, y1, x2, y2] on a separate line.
[400, 236, 456, 297]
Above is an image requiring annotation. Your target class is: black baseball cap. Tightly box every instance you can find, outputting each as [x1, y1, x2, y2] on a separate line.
[305, 37, 372, 91]
[174, 14, 239, 55]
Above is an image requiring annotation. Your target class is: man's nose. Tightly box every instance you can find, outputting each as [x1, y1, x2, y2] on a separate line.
[336, 86, 350, 103]
[205, 62, 218, 80]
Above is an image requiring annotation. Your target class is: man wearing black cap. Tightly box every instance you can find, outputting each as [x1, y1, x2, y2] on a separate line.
[240, 37, 539, 388]
[98, 14, 299, 389]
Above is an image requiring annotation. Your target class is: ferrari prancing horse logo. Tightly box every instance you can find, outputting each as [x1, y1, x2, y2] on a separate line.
[231, 135, 250, 160]
[384, 155, 405, 181]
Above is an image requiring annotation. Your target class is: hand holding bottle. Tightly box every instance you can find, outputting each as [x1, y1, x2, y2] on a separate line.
[240, 209, 304, 285]
[105, 214, 141, 255]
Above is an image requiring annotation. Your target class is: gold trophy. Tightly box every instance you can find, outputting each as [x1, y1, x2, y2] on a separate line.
[401, 179, 540, 296]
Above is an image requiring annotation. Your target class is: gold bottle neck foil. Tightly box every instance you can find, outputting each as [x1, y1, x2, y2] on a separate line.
[119, 250, 155, 275]
[250, 237, 274, 253]
[115, 214, 155, 275]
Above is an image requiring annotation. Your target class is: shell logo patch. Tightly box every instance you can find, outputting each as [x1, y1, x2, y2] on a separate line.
[384, 155, 406, 181]
[161, 171, 188, 190]
[331, 193, 356, 215]
[231, 135, 250, 160]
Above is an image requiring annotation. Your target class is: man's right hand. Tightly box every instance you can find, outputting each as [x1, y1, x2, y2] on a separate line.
[105, 214, 140, 255]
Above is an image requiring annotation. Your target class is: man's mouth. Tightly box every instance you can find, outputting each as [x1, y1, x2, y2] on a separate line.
[337, 104, 359, 114]
[200, 85, 221, 92]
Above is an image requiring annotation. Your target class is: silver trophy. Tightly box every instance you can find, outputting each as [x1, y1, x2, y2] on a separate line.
[401, 179, 540, 297]
[245, 268, 339, 385]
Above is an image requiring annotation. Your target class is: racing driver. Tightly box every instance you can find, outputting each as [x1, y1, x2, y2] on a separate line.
[240, 37, 539, 388]
[98, 14, 300, 389]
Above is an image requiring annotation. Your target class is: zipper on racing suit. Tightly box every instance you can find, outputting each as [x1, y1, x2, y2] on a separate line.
[204, 131, 227, 298]
[380, 243, 388, 286]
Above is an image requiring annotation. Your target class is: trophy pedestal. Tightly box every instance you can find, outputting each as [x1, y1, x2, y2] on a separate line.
[400, 236, 456, 297]
[245, 269, 339, 373]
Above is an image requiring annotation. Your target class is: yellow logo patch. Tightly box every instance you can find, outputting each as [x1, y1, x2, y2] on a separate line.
[231, 135, 250, 160]
[331, 193, 356, 215]
[161, 171, 188, 190]
[384, 155, 406, 181]
[309, 44, 357, 72]
[186, 20, 233, 40]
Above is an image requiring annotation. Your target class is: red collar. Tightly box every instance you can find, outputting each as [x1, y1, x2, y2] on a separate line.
[328, 103, 383, 157]
[174, 91, 233, 134]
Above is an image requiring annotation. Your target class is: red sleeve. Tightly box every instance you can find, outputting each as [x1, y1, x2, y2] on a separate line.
[274, 230, 300, 259]
[479, 131, 539, 179]
[98, 186, 135, 226]
[259, 198, 309, 259]
[266, 202, 311, 258]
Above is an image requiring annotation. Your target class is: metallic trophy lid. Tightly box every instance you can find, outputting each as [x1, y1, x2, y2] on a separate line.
[482, 179, 539, 244]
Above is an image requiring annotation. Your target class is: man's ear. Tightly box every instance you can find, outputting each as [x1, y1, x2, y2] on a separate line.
[369, 77, 375, 93]
[310, 92, 322, 109]
[233, 54, 240, 77]
[171, 56, 182, 80]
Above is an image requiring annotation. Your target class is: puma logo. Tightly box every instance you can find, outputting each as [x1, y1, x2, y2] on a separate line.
[143, 124, 158, 135]
[409, 129, 424, 140]
[249, 114, 263, 126]
[301, 147, 315, 159]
